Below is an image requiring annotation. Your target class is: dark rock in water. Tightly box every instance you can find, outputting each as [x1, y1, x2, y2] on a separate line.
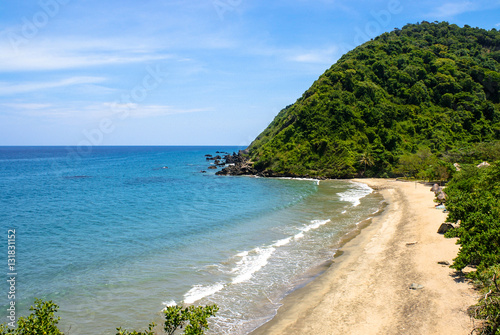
[216, 162, 257, 175]
[208, 166, 217, 169]
[205, 154, 212, 157]
[437, 223, 454, 234]
[216, 150, 308, 177]
[200, 170, 207, 173]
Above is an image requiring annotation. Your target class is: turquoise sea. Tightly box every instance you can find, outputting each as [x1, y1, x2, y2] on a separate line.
[0, 146, 383, 334]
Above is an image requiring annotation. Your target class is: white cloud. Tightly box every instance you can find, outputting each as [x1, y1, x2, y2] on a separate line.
[0, 36, 173, 71]
[103, 103, 211, 118]
[242, 42, 341, 65]
[0, 77, 106, 95]
[1, 101, 211, 120]
[427, 1, 476, 18]
[288, 47, 340, 64]
[1, 103, 53, 110]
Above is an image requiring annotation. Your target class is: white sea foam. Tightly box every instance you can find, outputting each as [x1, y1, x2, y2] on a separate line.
[277, 177, 321, 185]
[338, 181, 373, 207]
[294, 219, 331, 240]
[161, 300, 177, 310]
[235, 250, 249, 257]
[162, 299, 177, 306]
[183, 283, 225, 304]
[304, 219, 331, 232]
[273, 237, 292, 247]
[294, 231, 305, 240]
[231, 247, 275, 284]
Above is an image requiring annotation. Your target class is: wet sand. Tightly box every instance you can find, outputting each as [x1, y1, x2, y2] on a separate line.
[251, 179, 477, 335]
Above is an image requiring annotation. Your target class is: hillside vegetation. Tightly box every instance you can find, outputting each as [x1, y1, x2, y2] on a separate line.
[247, 21, 500, 178]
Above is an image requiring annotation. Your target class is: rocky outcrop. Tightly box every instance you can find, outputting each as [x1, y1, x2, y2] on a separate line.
[215, 150, 328, 178]
[216, 151, 256, 176]
[216, 162, 258, 176]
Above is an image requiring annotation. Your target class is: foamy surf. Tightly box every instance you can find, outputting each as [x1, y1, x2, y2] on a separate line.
[273, 237, 292, 247]
[338, 181, 373, 207]
[183, 283, 225, 304]
[180, 218, 333, 305]
[231, 247, 275, 284]
[294, 219, 331, 240]
[277, 177, 320, 185]
[162, 300, 176, 306]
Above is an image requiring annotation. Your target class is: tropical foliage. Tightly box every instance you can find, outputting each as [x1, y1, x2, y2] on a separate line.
[0, 300, 218, 335]
[0, 299, 63, 335]
[248, 22, 500, 178]
[445, 162, 500, 274]
[443, 161, 500, 334]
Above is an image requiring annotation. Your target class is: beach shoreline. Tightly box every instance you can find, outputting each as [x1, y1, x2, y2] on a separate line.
[251, 178, 477, 335]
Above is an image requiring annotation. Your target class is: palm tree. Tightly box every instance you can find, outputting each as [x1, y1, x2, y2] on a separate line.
[359, 151, 375, 175]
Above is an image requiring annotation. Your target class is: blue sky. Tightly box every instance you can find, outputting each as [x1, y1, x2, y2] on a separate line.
[0, 0, 499, 146]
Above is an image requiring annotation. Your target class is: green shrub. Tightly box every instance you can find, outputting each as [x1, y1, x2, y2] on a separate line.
[443, 161, 500, 334]
[444, 162, 500, 275]
[0, 299, 218, 335]
[0, 299, 63, 335]
[469, 265, 500, 334]
[117, 304, 219, 335]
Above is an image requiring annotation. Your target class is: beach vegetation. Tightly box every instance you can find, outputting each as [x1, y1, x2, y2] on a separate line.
[444, 161, 500, 274]
[443, 161, 500, 334]
[116, 304, 219, 335]
[0, 299, 63, 335]
[0, 299, 218, 335]
[469, 265, 500, 335]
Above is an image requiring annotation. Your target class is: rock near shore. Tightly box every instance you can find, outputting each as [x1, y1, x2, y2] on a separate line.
[215, 151, 257, 176]
[215, 151, 322, 178]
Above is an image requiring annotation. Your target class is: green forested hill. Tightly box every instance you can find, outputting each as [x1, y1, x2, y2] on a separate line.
[247, 21, 500, 178]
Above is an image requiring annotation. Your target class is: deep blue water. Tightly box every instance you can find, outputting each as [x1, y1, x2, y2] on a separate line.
[0, 146, 382, 334]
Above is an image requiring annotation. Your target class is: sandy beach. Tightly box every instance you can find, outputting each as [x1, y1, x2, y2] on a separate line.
[252, 179, 477, 335]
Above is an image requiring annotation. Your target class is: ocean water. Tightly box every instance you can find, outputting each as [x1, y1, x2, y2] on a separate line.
[0, 146, 383, 334]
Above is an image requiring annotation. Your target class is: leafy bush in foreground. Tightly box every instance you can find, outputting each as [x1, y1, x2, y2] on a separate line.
[0, 299, 63, 335]
[0, 299, 218, 335]
[117, 304, 219, 335]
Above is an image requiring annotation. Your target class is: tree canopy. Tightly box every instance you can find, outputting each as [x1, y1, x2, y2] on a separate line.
[248, 21, 500, 178]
